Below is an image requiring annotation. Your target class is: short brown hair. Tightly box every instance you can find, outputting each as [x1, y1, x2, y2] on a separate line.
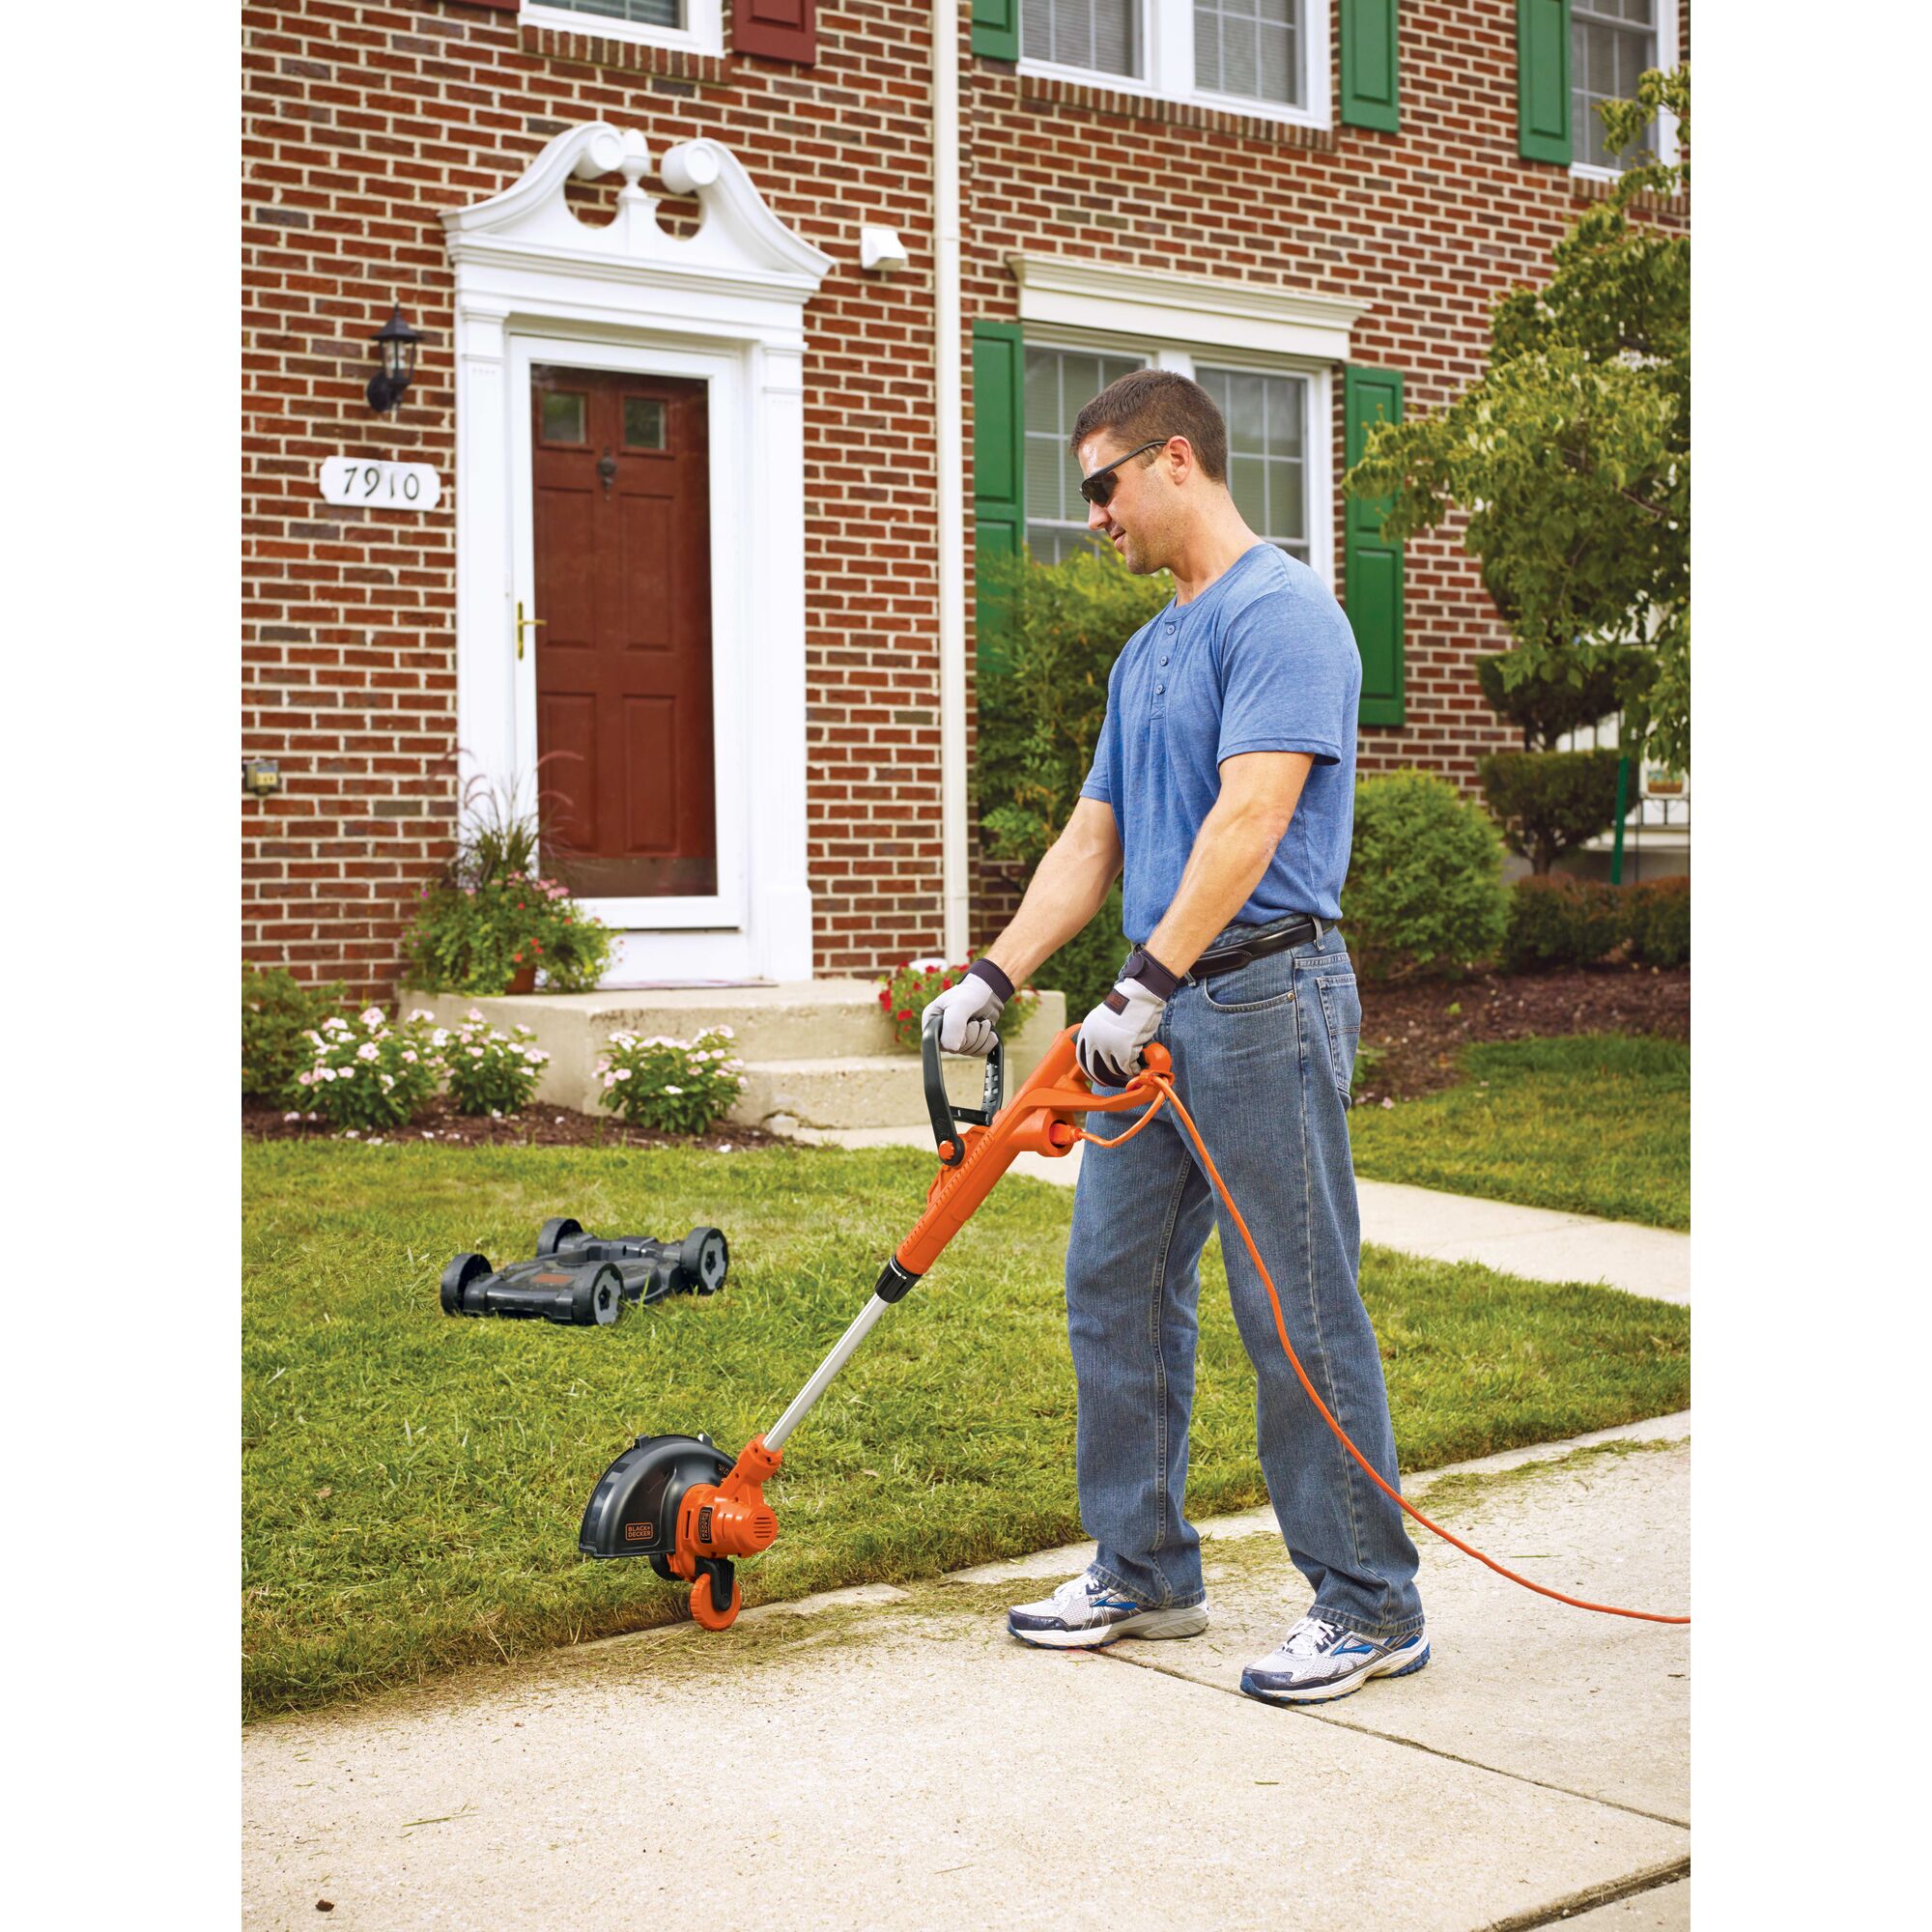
[1068, 369, 1229, 485]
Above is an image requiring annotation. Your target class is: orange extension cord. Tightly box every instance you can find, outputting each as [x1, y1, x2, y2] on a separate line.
[1079, 1072, 1689, 1627]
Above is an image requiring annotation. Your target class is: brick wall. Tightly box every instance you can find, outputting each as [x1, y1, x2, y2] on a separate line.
[243, 2, 1687, 996]
[243, 0, 952, 997]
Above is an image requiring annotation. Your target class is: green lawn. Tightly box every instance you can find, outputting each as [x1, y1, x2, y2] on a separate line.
[1350, 1034, 1689, 1231]
[243, 1140, 1690, 1717]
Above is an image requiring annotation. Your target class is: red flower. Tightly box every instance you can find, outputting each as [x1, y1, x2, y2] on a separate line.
[895, 1009, 911, 1021]
[512, 952, 525, 963]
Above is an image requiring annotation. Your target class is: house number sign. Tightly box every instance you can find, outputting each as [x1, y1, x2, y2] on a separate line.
[318, 457, 442, 510]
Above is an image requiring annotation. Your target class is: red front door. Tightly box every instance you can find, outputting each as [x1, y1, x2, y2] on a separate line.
[530, 366, 717, 898]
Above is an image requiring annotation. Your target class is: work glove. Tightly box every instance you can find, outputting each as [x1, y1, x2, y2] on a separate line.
[922, 958, 1012, 1056]
[1076, 947, 1181, 1088]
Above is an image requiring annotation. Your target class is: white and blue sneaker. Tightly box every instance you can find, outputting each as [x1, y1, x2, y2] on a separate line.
[1008, 1572, 1210, 1650]
[1239, 1612, 1431, 1706]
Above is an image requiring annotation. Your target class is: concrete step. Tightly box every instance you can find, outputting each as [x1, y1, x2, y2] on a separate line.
[731, 1052, 1006, 1133]
[401, 982, 1066, 1132]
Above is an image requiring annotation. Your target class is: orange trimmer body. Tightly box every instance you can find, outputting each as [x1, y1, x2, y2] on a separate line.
[581, 1028, 1170, 1632]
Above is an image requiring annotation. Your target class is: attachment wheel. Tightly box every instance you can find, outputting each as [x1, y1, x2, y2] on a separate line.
[680, 1226, 729, 1294]
[536, 1215, 583, 1258]
[440, 1252, 491, 1316]
[573, 1263, 624, 1326]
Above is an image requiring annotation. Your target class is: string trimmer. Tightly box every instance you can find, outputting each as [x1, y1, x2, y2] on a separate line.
[579, 1012, 1689, 1632]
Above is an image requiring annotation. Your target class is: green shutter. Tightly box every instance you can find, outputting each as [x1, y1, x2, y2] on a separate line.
[972, 321, 1025, 674]
[1344, 366, 1405, 729]
[971, 0, 1019, 62]
[1340, 0, 1399, 132]
[1517, 0, 1571, 162]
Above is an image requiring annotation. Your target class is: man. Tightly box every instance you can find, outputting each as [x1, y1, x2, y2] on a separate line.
[923, 370, 1426, 1708]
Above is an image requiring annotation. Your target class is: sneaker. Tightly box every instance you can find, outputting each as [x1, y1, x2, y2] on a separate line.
[1007, 1572, 1210, 1650]
[1239, 1612, 1431, 1706]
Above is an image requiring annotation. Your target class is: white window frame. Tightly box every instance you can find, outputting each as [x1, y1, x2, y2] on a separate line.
[1022, 327, 1336, 591]
[1018, 0, 1333, 133]
[522, 0, 724, 61]
[1010, 254, 1368, 588]
[1569, 0, 1681, 185]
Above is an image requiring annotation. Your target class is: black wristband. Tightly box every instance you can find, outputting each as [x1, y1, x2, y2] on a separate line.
[967, 957, 1014, 1004]
[1121, 947, 1181, 1001]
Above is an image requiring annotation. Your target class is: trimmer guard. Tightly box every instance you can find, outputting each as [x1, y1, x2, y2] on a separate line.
[579, 1433, 731, 1567]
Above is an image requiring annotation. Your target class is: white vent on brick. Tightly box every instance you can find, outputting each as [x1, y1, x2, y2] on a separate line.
[1023, 0, 1139, 79]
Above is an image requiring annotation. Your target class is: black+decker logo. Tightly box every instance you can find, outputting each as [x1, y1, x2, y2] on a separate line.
[624, 1520, 656, 1543]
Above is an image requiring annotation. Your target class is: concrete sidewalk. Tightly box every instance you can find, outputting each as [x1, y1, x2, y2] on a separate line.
[242, 1414, 1690, 1931]
[803, 1127, 1690, 1304]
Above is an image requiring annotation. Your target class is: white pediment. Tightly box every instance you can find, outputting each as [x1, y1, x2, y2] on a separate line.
[442, 123, 832, 303]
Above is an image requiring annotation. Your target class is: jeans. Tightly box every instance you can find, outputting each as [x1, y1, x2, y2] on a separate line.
[1066, 920, 1424, 1641]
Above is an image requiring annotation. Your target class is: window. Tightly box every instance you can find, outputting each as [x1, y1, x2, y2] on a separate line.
[523, 0, 724, 57]
[1573, 1, 1662, 172]
[539, 0, 681, 25]
[1022, 0, 1139, 79]
[1019, 0, 1327, 124]
[1020, 345, 1321, 571]
[1194, 0, 1302, 110]
[1195, 364, 1309, 563]
[1024, 346, 1149, 562]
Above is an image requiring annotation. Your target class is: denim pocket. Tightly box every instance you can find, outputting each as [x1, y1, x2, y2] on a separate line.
[1312, 971, 1362, 1105]
[1200, 949, 1296, 1013]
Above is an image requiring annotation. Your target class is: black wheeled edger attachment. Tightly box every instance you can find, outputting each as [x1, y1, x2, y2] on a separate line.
[441, 1220, 729, 1326]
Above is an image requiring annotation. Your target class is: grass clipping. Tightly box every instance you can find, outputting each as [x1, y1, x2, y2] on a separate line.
[243, 1141, 1690, 1718]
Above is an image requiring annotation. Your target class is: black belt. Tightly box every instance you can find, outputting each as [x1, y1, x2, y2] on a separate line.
[1185, 916, 1329, 980]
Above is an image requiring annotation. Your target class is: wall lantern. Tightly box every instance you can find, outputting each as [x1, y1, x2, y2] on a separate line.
[366, 301, 423, 414]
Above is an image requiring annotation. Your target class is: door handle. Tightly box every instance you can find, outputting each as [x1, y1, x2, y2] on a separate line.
[515, 600, 546, 661]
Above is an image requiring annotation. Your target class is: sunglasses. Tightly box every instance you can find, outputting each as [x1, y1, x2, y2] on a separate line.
[1078, 438, 1170, 509]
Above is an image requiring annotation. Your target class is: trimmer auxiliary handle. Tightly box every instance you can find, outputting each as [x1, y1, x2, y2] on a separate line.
[580, 1029, 1168, 1625]
[922, 1006, 1005, 1166]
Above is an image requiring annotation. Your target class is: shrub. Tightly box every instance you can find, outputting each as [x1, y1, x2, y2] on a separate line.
[876, 960, 1041, 1053]
[1477, 749, 1625, 875]
[1621, 875, 1690, 968]
[1344, 772, 1510, 981]
[404, 873, 613, 996]
[1475, 644, 1640, 748]
[976, 546, 1173, 867]
[295, 1007, 442, 1132]
[439, 1011, 551, 1115]
[1503, 875, 1623, 972]
[596, 1027, 746, 1135]
[242, 967, 348, 1104]
[1022, 885, 1130, 1023]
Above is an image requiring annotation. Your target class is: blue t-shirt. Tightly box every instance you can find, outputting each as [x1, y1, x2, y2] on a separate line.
[1080, 543, 1361, 941]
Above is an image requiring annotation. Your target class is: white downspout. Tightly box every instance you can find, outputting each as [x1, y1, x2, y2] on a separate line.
[933, 0, 968, 961]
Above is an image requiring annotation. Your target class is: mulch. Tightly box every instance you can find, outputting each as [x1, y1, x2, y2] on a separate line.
[1352, 962, 1690, 1108]
[242, 1094, 787, 1152]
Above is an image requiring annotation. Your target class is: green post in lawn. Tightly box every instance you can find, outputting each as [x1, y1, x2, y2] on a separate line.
[1610, 753, 1631, 884]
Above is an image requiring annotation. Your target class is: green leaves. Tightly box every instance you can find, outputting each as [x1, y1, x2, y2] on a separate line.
[1345, 64, 1690, 770]
[975, 544, 1173, 868]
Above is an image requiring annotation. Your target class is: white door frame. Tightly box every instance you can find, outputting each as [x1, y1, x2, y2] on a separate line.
[442, 126, 833, 983]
